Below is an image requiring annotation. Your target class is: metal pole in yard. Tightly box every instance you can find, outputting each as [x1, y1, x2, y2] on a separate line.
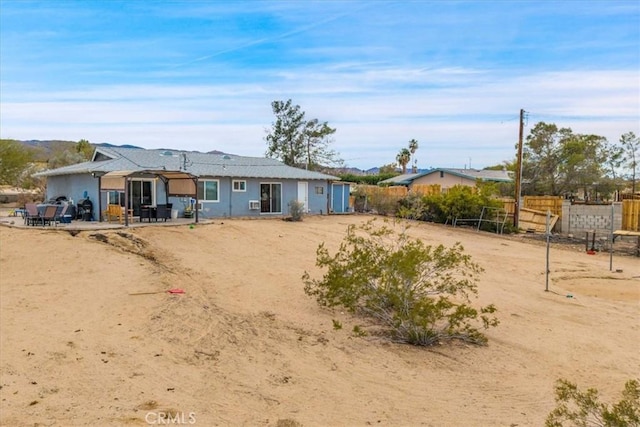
[610, 203, 614, 271]
[545, 209, 551, 292]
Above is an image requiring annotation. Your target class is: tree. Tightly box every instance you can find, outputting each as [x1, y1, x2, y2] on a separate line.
[76, 139, 94, 160]
[546, 378, 639, 427]
[620, 132, 640, 195]
[265, 99, 341, 169]
[301, 118, 340, 170]
[396, 148, 411, 174]
[408, 139, 419, 173]
[302, 219, 499, 346]
[378, 163, 399, 174]
[523, 122, 609, 197]
[0, 139, 35, 186]
[560, 133, 607, 200]
[47, 143, 87, 169]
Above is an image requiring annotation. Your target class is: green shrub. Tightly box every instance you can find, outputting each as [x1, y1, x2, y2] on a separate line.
[302, 219, 498, 346]
[546, 378, 640, 427]
[288, 200, 305, 221]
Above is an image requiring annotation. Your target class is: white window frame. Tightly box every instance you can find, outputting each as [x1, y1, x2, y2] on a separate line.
[260, 182, 282, 214]
[232, 180, 247, 192]
[129, 178, 156, 207]
[197, 179, 220, 203]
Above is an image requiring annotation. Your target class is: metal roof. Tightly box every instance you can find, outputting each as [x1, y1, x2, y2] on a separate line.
[378, 168, 512, 186]
[35, 146, 339, 180]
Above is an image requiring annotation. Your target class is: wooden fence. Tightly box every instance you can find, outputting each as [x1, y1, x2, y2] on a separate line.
[500, 196, 563, 218]
[357, 185, 408, 198]
[523, 196, 564, 217]
[411, 184, 441, 196]
[622, 199, 640, 231]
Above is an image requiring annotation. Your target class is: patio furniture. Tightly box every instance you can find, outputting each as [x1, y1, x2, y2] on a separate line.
[140, 205, 154, 222]
[24, 203, 41, 226]
[104, 204, 124, 223]
[54, 204, 71, 225]
[40, 205, 59, 226]
[156, 204, 172, 221]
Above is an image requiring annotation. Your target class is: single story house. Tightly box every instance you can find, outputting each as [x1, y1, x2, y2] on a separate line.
[379, 168, 513, 192]
[35, 146, 348, 222]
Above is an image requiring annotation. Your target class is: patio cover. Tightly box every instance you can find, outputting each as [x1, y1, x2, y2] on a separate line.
[98, 169, 198, 224]
[100, 170, 197, 191]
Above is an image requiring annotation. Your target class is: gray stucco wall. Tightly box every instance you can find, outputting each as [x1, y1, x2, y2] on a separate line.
[44, 174, 330, 221]
[194, 178, 329, 219]
[45, 174, 100, 220]
[561, 200, 622, 237]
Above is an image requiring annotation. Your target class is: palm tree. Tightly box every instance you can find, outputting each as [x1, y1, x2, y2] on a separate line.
[396, 148, 411, 174]
[408, 139, 419, 172]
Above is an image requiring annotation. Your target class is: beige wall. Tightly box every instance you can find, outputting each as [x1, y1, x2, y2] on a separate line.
[410, 172, 476, 191]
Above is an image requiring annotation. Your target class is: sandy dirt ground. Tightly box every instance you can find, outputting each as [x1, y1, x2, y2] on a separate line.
[0, 214, 638, 426]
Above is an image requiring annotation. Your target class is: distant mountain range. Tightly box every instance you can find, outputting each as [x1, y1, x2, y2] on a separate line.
[15, 140, 231, 161]
[15, 140, 398, 174]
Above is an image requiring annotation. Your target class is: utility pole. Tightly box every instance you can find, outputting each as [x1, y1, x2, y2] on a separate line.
[514, 109, 525, 229]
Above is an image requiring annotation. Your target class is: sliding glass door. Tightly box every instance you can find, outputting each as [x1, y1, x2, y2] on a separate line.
[129, 179, 154, 215]
[260, 183, 281, 214]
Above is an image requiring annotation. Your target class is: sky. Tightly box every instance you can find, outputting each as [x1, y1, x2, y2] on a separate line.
[1, 0, 638, 170]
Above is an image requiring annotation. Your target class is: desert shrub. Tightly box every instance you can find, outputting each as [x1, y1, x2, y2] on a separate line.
[16, 191, 42, 206]
[396, 193, 429, 220]
[288, 200, 305, 221]
[546, 378, 639, 427]
[396, 185, 505, 230]
[367, 191, 400, 216]
[302, 219, 498, 346]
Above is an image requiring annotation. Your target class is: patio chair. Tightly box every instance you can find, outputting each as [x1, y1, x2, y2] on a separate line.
[54, 204, 69, 225]
[40, 205, 59, 227]
[104, 204, 124, 223]
[24, 203, 41, 226]
[140, 206, 152, 222]
[156, 204, 171, 222]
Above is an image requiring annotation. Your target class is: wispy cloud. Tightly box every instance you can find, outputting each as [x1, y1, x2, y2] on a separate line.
[1, 0, 638, 169]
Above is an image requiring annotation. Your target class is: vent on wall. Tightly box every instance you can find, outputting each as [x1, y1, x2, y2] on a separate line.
[249, 200, 260, 210]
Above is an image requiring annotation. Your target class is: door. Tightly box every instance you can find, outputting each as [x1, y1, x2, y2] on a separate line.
[297, 182, 308, 212]
[129, 179, 154, 215]
[260, 183, 282, 213]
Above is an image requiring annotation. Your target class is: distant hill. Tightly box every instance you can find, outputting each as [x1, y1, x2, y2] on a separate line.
[13, 140, 143, 162]
[94, 142, 144, 149]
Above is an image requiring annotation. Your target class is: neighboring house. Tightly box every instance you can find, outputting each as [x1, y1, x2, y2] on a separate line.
[379, 168, 512, 192]
[35, 146, 343, 221]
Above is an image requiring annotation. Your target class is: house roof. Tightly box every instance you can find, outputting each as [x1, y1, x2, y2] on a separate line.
[35, 146, 340, 181]
[439, 168, 513, 182]
[378, 172, 428, 186]
[378, 168, 512, 185]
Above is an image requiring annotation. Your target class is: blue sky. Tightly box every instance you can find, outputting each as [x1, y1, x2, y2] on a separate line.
[1, 0, 638, 170]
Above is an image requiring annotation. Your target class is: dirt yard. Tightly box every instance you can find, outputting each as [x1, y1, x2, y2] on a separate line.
[0, 214, 638, 426]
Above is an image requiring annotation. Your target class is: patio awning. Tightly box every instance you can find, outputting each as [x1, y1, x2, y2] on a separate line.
[99, 170, 197, 192]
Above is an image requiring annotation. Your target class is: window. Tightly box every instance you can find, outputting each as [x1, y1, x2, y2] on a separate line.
[315, 186, 324, 195]
[108, 191, 123, 206]
[233, 180, 246, 192]
[197, 180, 219, 202]
[440, 171, 444, 178]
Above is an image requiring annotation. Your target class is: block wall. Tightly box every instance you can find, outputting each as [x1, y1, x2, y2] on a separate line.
[561, 201, 622, 237]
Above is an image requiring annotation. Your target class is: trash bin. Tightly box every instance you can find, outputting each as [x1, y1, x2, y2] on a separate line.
[171, 209, 179, 220]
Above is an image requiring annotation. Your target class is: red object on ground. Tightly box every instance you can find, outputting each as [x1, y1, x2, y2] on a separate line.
[167, 288, 185, 294]
[586, 250, 596, 255]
